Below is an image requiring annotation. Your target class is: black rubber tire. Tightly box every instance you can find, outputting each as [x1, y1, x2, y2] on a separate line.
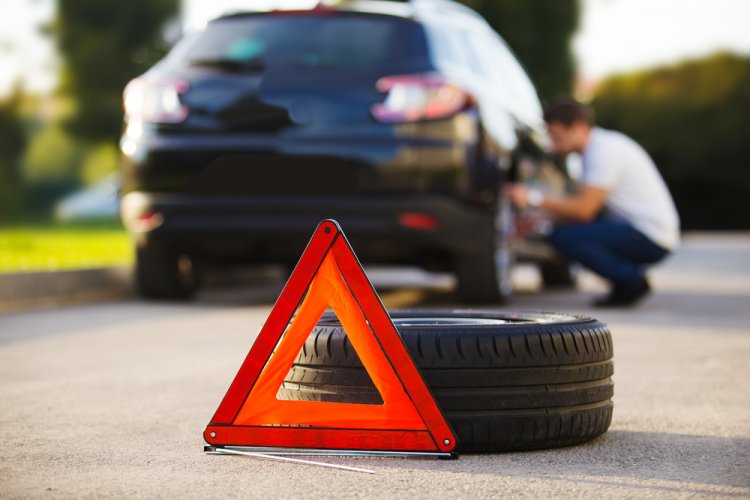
[540, 259, 578, 288]
[135, 242, 199, 300]
[454, 238, 513, 305]
[455, 248, 501, 304]
[278, 311, 614, 453]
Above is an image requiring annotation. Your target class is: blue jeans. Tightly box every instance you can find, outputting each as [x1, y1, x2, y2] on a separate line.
[549, 219, 669, 285]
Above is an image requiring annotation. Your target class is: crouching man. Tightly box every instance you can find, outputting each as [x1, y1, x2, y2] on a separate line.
[509, 98, 680, 307]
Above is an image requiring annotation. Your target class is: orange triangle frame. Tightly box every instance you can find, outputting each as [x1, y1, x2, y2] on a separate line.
[204, 220, 456, 453]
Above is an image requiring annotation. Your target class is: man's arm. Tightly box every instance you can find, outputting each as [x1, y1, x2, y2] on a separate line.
[508, 184, 608, 223]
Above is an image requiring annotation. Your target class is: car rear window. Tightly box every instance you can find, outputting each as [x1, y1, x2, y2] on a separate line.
[172, 13, 428, 69]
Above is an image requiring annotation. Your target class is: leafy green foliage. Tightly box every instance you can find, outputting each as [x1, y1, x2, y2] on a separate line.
[0, 89, 27, 220]
[81, 143, 119, 185]
[458, 0, 579, 98]
[19, 101, 88, 217]
[23, 121, 85, 185]
[593, 53, 750, 229]
[390, 0, 579, 98]
[53, 0, 179, 143]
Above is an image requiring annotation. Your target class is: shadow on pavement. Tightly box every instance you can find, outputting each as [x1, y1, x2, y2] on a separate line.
[506, 290, 750, 331]
[4, 250, 748, 345]
[370, 430, 750, 494]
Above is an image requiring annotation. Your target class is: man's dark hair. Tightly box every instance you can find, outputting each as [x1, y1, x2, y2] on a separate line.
[543, 97, 595, 127]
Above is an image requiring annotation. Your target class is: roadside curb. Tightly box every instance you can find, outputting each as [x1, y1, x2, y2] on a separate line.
[0, 265, 290, 314]
[0, 267, 133, 314]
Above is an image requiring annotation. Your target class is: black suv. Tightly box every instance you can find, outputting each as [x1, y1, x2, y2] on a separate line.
[120, 0, 547, 303]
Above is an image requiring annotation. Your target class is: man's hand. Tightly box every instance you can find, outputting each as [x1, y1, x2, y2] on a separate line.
[506, 184, 545, 209]
[506, 183, 532, 209]
[505, 183, 608, 222]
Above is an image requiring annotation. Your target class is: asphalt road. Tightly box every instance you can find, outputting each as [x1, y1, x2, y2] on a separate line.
[1, 233, 749, 498]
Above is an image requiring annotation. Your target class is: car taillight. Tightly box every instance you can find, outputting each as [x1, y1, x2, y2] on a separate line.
[130, 211, 164, 233]
[123, 77, 189, 123]
[371, 74, 472, 123]
[397, 212, 440, 231]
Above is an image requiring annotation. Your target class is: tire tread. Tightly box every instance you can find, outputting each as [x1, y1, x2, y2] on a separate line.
[282, 312, 614, 452]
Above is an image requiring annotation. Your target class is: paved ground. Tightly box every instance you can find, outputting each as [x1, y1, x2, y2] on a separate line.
[0, 233, 748, 498]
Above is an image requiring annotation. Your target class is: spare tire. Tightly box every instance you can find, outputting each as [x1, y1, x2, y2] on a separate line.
[278, 311, 614, 453]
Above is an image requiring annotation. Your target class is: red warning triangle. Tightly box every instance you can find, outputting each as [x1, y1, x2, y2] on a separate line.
[204, 220, 456, 453]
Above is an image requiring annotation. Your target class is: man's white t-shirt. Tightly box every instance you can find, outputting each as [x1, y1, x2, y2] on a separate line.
[581, 127, 680, 250]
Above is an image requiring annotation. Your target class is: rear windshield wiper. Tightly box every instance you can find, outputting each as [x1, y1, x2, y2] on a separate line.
[188, 57, 266, 73]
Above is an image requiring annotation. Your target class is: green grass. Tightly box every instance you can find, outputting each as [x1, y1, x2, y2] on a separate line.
[0, 222, 133, 273]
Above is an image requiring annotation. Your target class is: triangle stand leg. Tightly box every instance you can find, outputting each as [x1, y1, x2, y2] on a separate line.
[205, 446, 376, 474]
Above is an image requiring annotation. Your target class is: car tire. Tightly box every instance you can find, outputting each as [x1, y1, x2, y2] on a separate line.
[454, 212, 513, 304]
[540, 259, 578, 288]
[279, 311, 614, 453]
[454, 245, 509, 304]
[135, 242, 199, 300]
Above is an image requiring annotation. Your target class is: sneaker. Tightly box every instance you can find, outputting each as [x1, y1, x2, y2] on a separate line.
[593, 277, 651, 308]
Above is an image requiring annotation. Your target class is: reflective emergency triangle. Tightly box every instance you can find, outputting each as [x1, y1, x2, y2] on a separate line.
[204, 220, 456, 453]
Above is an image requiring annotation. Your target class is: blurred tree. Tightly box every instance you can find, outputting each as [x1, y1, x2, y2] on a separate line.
[0, 86, 27, 220]
[53, 0, 179, 144]
[23, 122, 86, 185]
[457, 0, 580, 98]
[21, 118, 89, 217]
[390, 0, 579, 98]
[81, 143, 119, 185]
[593, 52, 750, 229]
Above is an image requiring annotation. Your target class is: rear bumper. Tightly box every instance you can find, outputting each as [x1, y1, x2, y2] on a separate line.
[119, 111, 498, 200]
[122, 192, 495, 265]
